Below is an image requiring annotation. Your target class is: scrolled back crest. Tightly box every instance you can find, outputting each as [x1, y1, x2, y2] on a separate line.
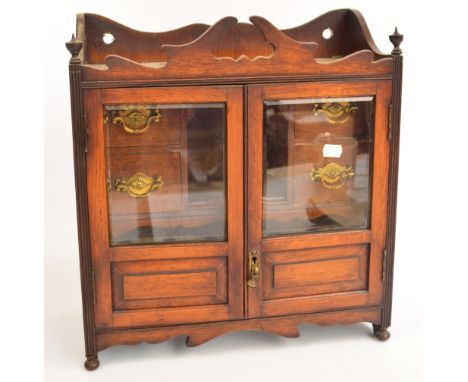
[74, 10, 395, 81]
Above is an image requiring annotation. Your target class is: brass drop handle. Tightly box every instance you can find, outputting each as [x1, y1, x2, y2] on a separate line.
[113, 172, 163, 198]
[247, 249, 260, 288]
[310, 162, 354, 190]
[109, 107, 162, 134]
[312, 102, 358, 124]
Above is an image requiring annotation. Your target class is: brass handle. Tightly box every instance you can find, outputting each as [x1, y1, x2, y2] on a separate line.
[114, 172, 163, 197]
[310, 162, 354, 190]
[312, 102, 357, 124]
[247, 249, 260, 288]
[110, 107, 161, 134]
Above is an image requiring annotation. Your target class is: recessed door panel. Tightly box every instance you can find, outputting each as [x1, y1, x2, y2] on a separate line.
[262, 244, 369, 301]
[111, 257, 226, 310]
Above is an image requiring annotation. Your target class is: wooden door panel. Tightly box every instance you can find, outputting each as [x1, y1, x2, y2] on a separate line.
[111, 257, 226, 310]
[85, 86, 244, 328]
[247, 81, 391, 318]
[262, 244, 368, 300]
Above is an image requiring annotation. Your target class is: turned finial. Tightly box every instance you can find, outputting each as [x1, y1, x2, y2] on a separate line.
[389, 27, 403, 55]
[65, 33, 83, 64]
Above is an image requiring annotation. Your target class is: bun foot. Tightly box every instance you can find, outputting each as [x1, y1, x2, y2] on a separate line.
[372, 324, 391, 341]
[84, 356, 100, 371]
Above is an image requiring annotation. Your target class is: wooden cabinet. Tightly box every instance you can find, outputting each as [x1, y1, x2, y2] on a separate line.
[66, 9, 403, 370]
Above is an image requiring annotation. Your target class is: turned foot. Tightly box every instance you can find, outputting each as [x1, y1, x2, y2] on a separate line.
[372, 324, 391, 341]
[84, 355, 100, 371]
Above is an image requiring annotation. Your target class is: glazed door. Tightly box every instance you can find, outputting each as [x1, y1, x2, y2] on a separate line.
[247, 81, 392, 318]
[84, 86, 244, 328]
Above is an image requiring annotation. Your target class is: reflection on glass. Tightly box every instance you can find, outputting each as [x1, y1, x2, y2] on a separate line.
[263, 97, 374, 237]
[104, 103, 226, 246]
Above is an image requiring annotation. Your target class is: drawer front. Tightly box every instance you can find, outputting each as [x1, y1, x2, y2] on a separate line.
[292, 103, 369, 141]
[107, 148, 183, 215]
[292, 141, 361, 207]
[105, 106, 184, 147]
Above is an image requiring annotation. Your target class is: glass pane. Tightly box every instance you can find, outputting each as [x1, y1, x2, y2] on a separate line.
[263, 97, 374, 237]
[104, 103, 226, 246]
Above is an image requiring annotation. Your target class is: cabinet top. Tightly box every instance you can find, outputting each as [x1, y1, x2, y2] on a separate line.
[66, 9, 403, 83]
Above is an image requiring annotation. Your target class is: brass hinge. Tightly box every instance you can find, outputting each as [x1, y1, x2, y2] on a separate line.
[82, 114, 89, 153]
[91, 270, 96, 305]
[388, 104, 393, 140]
[382, 249, 388, 281]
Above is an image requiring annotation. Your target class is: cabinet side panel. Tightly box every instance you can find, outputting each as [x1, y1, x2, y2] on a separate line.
[382, 55, 403, 327]
[69, 63, 97, 357]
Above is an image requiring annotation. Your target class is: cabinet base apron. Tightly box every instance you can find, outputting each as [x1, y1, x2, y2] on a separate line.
[84, 307, 388, 368]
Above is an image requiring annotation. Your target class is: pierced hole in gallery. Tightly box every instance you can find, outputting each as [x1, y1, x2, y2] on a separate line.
[103, 33, 115, 45]
[322, 28, 333, 40]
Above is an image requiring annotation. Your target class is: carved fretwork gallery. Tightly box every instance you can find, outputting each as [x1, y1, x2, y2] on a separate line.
[66, 9, 403, 370]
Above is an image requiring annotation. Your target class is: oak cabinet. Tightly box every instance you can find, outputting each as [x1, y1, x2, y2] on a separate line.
[66, 9, 403, 370]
